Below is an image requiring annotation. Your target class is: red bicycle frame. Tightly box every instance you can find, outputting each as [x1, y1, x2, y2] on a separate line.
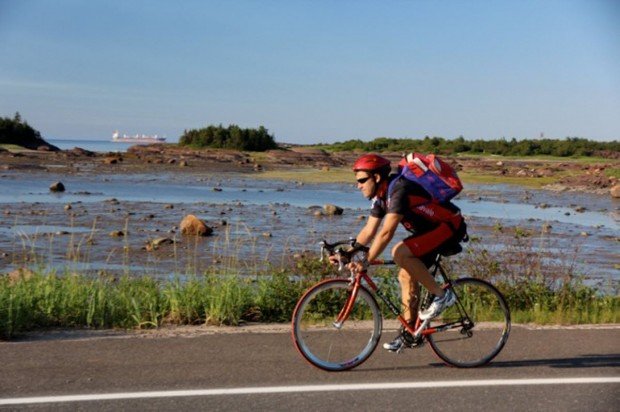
[334, 259, 450, 340]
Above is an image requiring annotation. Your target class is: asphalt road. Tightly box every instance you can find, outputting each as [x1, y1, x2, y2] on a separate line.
[1, 325, 618, 411]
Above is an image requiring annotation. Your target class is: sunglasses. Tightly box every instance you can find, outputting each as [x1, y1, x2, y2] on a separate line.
[356, 176, 372, 184]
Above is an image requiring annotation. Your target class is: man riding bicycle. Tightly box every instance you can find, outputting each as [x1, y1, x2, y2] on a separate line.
[344, 153, 466, 352]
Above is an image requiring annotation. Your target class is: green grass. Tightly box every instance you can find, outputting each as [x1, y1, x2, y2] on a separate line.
[255, 167, 352, 184]
[605, 168, 620, 179]
[452, 152, 616, 163]
[1, 255, 617, 339]
[0, 144, 38, 153]
[458, 171, 558, 188]
[2, 218, 617, 339]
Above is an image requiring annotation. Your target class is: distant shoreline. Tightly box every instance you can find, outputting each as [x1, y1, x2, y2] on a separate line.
[0, 142, 618, 195]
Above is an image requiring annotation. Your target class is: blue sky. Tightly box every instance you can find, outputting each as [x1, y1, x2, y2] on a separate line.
[1, 0, 618, 143]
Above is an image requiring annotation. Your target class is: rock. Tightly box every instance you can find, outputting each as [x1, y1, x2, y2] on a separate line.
[611, 185, 620, 198]
[179, 160, 188, 167]
[213, 187, 223, 192]
[496, 161, 504, 167]
[68, 147, 96, 157]
[262, 232, 272, 238]
[180, 214, 213, 236]
[109, 230, 125, 237]
[146, 237, 174, 250]
[574, 206, 587, 213]
[164, 204, 174, 209]
[64, 204, 72, 210]
[50, 181, 65, 192]
[542, 223, 552, 234]
[323, 204, 343, 216]
[7, 268, 34, 284]
[37, 145, 51, 151]
[103, 157, 119, 164]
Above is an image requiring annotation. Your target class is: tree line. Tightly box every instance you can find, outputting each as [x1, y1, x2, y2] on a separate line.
[314, 136, 619, 157]
[0, 112, 53, 149]
[179, 124, 278, 151]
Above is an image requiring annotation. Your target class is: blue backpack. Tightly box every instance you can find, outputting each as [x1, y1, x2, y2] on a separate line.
[395, 153, 463, 203]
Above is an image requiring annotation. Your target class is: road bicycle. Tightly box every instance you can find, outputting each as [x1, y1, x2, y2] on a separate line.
[291, 239, 511, 371]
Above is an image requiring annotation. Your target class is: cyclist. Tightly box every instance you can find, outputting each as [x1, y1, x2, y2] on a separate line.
[345, 153, 465, 352]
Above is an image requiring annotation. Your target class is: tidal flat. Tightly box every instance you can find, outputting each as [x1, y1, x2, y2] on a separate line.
[0, 165, 618, 292]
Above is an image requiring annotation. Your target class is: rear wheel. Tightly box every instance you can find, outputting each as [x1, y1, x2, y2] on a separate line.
[427, 278, 511, 367]
[292, 279, 382, 371]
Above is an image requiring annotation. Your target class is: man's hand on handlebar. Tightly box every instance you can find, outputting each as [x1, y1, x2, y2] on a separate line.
[320, 239, 369, 272]
[327, 254, 340, 266]
[346, 259, 368, 273]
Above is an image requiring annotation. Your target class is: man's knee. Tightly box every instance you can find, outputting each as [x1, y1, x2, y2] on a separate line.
[392, 242, 412, 264]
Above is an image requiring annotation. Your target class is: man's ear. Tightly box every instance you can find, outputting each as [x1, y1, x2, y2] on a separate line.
[374, 174, 381, 183]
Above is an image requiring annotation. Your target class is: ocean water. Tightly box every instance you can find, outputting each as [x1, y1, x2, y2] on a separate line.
[48, 139, 173, 153]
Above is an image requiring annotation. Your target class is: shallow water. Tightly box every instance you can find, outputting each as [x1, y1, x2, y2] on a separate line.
[0, 170, 618, 289]
[48, 139, 138, 153]
[1, 172, 618, 230]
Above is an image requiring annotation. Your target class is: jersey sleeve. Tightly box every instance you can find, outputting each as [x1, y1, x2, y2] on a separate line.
[370, 197, 386, 218]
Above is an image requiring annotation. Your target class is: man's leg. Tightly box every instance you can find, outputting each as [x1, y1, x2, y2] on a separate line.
[398, 267, 420, 324]
[383, 244, 430, 352]
[393, 242, 444, 297]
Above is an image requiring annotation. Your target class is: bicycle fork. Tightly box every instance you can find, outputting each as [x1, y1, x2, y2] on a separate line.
[332, 280, 363, 329]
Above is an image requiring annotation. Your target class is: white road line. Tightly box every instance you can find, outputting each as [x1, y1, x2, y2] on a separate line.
[1, 377, 619, 405]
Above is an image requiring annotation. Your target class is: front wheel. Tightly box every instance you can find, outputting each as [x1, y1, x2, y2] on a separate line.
[291, 279, 382, 371]
[427, 277, 511, 367]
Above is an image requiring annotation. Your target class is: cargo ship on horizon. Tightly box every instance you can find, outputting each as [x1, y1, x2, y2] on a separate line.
[112, 131, 166, 143]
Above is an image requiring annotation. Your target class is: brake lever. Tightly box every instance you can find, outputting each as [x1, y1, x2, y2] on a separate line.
[336, 250, 345, 272]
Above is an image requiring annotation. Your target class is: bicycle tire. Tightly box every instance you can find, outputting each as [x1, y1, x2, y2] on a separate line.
[427, 277, 511, 368]
[291, 279, 382, 371]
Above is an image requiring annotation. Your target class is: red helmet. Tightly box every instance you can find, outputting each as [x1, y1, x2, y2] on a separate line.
[352, 154, 391, 173]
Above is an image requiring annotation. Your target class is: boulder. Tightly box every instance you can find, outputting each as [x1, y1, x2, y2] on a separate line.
[68, 147, 96, 157]
[103, 157, 120, 164]
[50, 181, 65, 192]
[180, 214, 213, 236]
[323, 204, 343, 216]
[611, 185, 620, 198]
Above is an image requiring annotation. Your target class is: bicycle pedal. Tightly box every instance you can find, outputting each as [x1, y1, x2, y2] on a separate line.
[408, 340, 424, 349]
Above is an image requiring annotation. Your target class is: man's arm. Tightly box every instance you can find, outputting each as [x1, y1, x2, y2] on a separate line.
[367, 212, 402, 262]
[356, 215, 382, 246]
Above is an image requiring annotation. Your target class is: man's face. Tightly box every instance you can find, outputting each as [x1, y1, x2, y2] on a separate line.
[355, 171, 376, 199]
